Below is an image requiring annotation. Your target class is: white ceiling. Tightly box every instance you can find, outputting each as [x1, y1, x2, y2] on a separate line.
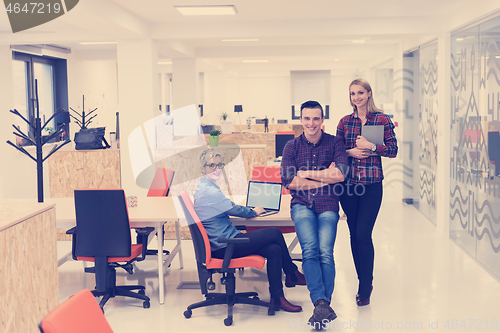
[1, 0, 500, 72]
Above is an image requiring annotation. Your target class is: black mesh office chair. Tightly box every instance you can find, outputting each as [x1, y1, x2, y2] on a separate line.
[66, 189, 154, 311]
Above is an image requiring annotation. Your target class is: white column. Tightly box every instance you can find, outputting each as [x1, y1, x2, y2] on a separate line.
[436, 33, 452, 236]
[171, 58, 198, 110]
[0, 46, 14, 199]
[117, 39, 159, 197]
[391, 42, 405, 198]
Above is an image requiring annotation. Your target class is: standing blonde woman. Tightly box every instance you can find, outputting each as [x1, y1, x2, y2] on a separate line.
[336, 79, 398, 306]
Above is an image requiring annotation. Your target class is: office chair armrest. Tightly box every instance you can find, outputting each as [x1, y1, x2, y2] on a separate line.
[136, 227, 155, 236]
[66, 227, 78, 261]
[217, 237, 250, 271]
[216, 237, 250, 244]
[135, 227, 155, 260]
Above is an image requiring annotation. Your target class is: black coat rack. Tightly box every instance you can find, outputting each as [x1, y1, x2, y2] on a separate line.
[70, 95, 97, 130]
[6, 79, 71, 203]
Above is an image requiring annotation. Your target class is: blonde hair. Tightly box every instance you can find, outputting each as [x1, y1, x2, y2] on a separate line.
[199, 148, 222, 167]
[349, 78, 383, 113]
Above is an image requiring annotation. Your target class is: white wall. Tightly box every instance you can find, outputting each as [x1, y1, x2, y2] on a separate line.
[228, 73, 291, 125]
[69, 49, 119, 141]
[200, 70, 355, 134]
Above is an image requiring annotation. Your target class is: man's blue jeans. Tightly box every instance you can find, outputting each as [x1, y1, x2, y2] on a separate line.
[291, 204, 339, 304]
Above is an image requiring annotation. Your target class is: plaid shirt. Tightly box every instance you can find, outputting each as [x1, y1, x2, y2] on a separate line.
[281, 131, 349, 213]
[336, 111, 398, 184]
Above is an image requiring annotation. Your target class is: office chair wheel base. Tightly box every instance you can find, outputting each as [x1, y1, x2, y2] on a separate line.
[268, 307, 276, 316]
[138, 289, 145, 295]
[184, 310, 192, 318]
[224, 317, 233, 326]
[143, 300, 150, 309]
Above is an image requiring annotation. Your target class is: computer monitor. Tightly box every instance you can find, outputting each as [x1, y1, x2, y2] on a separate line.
[488, 131, 500, 176]
[275, 133, 295, 158]
[201, 125, 214, 134]
[234, 105, 243, 113]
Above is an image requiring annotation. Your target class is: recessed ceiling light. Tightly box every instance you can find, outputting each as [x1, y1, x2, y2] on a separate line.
[242, 59, 269, 63]
[174, 5, 237, 16]
[456, 38, 464, 41]
[158, 61, 172, 65]
[222, 39, 259, 42]
[79, 42, 117, 45]
[334, 58, 339, 61]
[352, 40, 366, 44]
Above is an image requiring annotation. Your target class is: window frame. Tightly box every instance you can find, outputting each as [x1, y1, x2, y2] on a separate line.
[12, 51, 69, 145]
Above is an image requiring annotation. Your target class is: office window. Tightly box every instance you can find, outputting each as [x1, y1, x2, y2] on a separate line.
[12, 51, 69, 145]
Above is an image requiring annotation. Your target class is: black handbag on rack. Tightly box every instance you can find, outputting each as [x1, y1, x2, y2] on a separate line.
[74, 127, 111, 150]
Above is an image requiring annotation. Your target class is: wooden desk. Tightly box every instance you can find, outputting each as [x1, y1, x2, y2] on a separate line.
[51, 196, 182, 305]
[230, 195, 346, 260]
[230, 196, 302, 258]
[231, 195, 294, 227]
[1, 202, 58, 333]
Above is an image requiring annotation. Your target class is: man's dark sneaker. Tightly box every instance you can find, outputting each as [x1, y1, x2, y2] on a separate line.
[313, 299, 337, 323]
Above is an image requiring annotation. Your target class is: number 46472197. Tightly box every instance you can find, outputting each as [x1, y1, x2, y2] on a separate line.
[5, 3, 61, 14]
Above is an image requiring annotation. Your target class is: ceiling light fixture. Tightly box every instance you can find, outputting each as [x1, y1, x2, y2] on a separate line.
[222, 39, 259, 42]
[456, 38, 464, 41]
[352, 39, 366, 44]
[158, 61, 173, 65]
[174, 5, 237, 16]
[242, 59, 269, 63]
[79, 42, 117, 45]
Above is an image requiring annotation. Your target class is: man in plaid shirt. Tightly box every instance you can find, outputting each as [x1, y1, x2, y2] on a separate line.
[281, 101, 349, 328]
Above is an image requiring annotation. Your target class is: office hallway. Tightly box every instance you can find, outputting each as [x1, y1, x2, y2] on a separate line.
[57, 185, 500, 332]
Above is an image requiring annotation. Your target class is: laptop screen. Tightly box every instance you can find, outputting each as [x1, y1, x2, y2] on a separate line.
[246, 181, 282, 211]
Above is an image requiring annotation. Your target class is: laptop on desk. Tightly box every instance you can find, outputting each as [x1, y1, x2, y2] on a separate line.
[246, 181, 282, 217]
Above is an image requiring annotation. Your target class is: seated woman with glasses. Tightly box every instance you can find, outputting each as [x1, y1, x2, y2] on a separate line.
[194, 148, 306, 312]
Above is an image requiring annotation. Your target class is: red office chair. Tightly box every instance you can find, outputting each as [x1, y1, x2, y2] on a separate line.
[276, 131, 295, 136]
[147, 167, 175, 197]
[248, 166, 294, 233]
[140, 167, 175, 256]
[66, 189, 154, 311]
[251, 166, 290, 194]
[39, 289, 114, 333]
[178, 191, 275, 326]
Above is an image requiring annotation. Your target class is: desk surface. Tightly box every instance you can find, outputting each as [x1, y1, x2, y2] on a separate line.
[51, 197, 178, 227]
[231, 195, 293, 226]
[0, 201, 56, 231]
[230, 195, 345, 227]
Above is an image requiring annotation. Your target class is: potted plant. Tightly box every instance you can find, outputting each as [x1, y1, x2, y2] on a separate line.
[220, 112, 229, 122]
[208, 129, 221, 147]
[220, 112, 235, 133]
[43, 126, 57, 143]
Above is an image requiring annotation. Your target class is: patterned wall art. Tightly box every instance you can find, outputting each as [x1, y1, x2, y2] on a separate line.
[450, 17, 500, 279]
[418, 43, 439, 224]
[400, 56, 416, 202]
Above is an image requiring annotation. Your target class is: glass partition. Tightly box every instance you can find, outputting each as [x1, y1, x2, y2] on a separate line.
[450, 16, 500, 280]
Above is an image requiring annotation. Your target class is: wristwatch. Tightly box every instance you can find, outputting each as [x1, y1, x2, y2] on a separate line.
[371, 144, 377, 152]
